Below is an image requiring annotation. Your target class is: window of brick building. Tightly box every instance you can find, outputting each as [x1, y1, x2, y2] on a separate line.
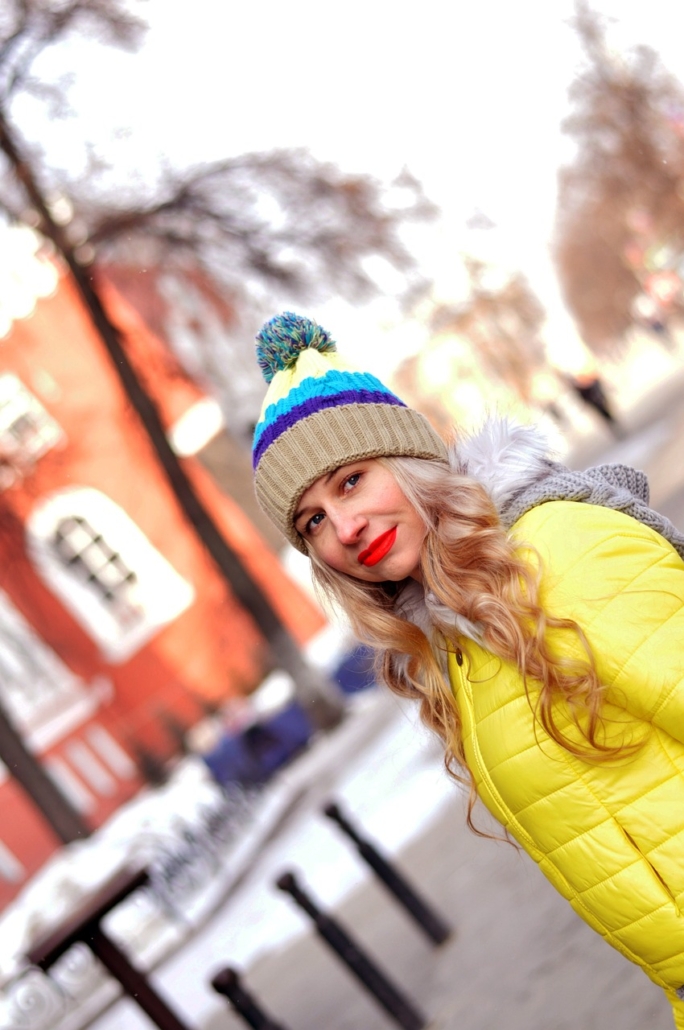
[27, 487, 195, 662]
[52, 515, 143, 631]
[0, 588, 91, 737]
[0, 374, 63, 487]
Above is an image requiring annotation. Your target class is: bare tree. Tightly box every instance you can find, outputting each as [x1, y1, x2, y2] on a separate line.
[0, 2, 439, 758]
[93, 157, 435, 436]
[86, 156, 433, 309]
[0, 0, 437, 786]
[428, 257, 548, 401]
[0, 699, 88, 842]
[0, 4, 435, 433]
[554, 1, 684, 350]
[0, 4, 122, 836]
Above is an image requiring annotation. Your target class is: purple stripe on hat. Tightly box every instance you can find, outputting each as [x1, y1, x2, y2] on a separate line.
[252, 389, 406, 468]
[254, 369, 400, 450]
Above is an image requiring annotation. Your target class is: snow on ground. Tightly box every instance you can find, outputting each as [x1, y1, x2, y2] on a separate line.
[0, 623, 353, 986]
[0, 758, 236, 979]
[192, 697, 454, 967]
[85, 692, 459, 1030]
[0, 689, 460, 1030]
[89, 693, 457, 1030]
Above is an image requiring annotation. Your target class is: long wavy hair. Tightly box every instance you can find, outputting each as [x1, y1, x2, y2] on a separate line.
[308, 453, 636, 832]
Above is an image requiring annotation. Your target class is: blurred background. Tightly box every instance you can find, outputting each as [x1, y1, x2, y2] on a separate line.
[1, 2, 684, 1028]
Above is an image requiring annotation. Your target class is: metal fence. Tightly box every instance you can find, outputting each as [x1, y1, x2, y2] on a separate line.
[0, 784, 260, 1030]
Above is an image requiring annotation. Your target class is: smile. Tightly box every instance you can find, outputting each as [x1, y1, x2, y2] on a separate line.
[358, 528, 397, 567]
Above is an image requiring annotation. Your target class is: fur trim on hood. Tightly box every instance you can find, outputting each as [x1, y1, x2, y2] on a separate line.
[450, 417, 557, 518]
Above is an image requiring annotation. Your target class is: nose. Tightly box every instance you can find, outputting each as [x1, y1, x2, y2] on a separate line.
[333, 511, 367, 546]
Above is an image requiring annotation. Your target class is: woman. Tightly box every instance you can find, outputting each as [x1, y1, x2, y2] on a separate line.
[252, 312, 684, 1028]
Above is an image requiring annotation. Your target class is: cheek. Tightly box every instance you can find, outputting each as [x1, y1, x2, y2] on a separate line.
[411, 512, 428, 542]
[309, 534, 347, 574]
[400, 497, 424, 534]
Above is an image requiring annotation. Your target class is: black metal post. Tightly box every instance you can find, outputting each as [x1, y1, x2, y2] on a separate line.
[276, 871, 426, 1030]
[87, 926, 191, 1030]
[27, 868, 194, 1030]
[324, 801, 452, 945]
[211, 967, 291, 1030]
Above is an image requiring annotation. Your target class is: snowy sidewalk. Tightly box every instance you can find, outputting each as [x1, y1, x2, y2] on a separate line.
[84, 689, 455, 1030]
[83, 688, 675, 1030]
[223, 796, 674, 1030]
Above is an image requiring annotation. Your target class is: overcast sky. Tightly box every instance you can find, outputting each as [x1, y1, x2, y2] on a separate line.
[18, 0, 684, 372]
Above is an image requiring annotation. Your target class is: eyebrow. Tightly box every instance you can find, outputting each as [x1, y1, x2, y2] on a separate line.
[293, 469, 338, 527]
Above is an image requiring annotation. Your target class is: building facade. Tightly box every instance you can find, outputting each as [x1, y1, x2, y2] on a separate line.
[0, 230, 325, 908]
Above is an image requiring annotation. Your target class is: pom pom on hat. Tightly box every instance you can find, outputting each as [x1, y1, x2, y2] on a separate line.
[255, 311, 337, 384]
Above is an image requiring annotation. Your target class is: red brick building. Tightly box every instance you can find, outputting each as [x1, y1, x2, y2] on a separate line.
[0, 229, 325, 908]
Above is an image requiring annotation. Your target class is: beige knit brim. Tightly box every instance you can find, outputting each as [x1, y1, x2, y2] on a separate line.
[254, 403, 448, 553]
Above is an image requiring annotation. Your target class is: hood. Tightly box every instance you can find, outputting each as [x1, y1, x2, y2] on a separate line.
[450, 417, 559, 523]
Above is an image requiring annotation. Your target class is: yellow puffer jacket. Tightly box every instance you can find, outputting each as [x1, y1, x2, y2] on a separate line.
[447, 500, 684, 1028]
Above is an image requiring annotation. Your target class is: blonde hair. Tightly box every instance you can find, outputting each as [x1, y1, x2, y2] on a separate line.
[308, 454, 633, 832]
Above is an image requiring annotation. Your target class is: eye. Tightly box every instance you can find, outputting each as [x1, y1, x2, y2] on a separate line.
[305, 511, 325, 535]
[342, 472, 361, 491]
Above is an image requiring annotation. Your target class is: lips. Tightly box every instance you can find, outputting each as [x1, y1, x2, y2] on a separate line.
[358, 527, 397, 567]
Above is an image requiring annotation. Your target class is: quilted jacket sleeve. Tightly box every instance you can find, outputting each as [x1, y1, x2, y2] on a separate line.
[514, 500, 684, 744]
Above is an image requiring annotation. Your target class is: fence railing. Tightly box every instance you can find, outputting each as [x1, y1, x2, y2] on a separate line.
[0, 784, 259, 1030]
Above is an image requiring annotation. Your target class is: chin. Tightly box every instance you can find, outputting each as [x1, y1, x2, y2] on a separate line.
[377, 558, 420, 583]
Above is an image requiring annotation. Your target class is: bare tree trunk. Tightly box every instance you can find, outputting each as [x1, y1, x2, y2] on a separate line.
[0, 698, 89, 843]
[0, 110, 344, 731]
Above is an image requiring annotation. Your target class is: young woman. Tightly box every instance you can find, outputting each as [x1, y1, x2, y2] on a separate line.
[252, 312, 684, 1028]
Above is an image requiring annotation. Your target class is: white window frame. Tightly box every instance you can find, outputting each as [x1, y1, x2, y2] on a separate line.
[26, 487, 195, 662]
[0, 839, 25, 883]
[0, 373, 63, 474]
[0, 588, 92, 738]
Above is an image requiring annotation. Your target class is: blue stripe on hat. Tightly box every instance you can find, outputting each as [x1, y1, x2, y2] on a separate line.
[253, 384, 406, 468]
[253, 369, 404, 456]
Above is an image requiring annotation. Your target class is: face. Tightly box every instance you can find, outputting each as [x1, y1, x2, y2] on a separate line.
[294, 459, 426, 583]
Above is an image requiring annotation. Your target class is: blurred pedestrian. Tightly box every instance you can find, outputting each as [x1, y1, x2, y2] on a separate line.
[251, 312, 684, 1029]
[569, 370, 622, 433]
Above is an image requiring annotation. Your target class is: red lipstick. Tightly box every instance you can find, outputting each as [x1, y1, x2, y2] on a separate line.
[358, 528, 397, 567]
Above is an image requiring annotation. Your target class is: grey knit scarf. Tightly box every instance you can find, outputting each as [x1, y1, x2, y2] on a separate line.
[499, 459, 684, 562]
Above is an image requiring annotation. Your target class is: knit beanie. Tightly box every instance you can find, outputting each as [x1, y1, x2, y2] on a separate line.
[252, 312, 448, 552]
